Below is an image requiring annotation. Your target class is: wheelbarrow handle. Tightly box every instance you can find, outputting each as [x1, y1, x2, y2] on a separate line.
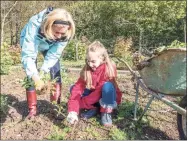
[116, 57, 136, 77]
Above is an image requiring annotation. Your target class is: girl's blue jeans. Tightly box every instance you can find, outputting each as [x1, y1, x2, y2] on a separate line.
[70, 82, 117, 108]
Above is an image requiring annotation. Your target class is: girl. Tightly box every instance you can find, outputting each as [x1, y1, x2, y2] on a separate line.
[20, 7, 75, 119]
[67, 41, 122, 126]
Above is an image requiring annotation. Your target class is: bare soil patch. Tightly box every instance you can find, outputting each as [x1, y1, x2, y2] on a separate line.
[0, 66, 181, 140]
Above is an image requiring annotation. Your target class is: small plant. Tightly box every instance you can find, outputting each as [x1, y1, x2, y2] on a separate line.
[0, 95, 9, 115]
[38, 75, 58, 95]
[0, 42, 14, 75]
[51, 101, 67, 118]
[20, 77, 35, 89]
[47, 125, 70, 140]
[109, 127, 127, 140]
[20, 74, 58, 95]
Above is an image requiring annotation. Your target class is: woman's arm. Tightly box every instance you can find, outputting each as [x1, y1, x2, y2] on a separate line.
[40, 41, 68, 73]
[21, 21, 39, 78]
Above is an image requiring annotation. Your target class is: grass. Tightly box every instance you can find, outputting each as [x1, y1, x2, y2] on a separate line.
[61, 58, 133, 70]
[47, 125, 70, 140]
[61, 60, 85, 68]
[109, 127, 127, 140]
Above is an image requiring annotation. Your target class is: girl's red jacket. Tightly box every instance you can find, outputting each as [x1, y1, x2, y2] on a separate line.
[68, 63, 122, 114]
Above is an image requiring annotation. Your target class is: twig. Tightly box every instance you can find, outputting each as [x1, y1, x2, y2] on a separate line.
[70, 121, 79, 140]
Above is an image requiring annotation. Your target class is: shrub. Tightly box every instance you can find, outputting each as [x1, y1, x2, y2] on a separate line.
[0, 42, 14, 75]
[113, 37, 134, 68]
[0, 95, 9, 115]
[8, 44, 21, 65]
[167, 40, 186, 48]
[63, 39, 87, 61]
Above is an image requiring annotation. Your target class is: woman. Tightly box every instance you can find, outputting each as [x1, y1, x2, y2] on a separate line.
[20, 7, 75, 119]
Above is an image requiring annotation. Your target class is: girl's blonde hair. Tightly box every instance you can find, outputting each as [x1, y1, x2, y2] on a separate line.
[81, 41, 116, 89]
[41, 8, 75, 40]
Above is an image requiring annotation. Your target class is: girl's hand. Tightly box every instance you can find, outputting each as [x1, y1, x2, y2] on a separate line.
[67, 111, 78, 124]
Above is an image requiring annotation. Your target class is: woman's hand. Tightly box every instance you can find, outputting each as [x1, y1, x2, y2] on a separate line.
[34, 79, 45, 91]
[67, 111, 78, 124]
[32, 74, 45, 91]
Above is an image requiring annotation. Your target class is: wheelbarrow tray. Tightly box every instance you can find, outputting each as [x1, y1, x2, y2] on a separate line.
[139, 48, 186, 96]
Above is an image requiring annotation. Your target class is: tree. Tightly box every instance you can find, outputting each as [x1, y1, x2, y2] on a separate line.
[1, 1, 18, 45]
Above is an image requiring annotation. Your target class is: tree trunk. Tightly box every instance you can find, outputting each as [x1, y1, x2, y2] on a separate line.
[75, 41, 79, 61]
[10, 15, 13, 45]
[184, 21, 186, 44]
[1, 1, 18, 46]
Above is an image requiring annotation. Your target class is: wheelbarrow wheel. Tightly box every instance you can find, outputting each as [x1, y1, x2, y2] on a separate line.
[177, 95, 187, 140]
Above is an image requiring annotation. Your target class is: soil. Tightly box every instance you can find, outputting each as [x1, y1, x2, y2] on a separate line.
[0, 66, 182, 140]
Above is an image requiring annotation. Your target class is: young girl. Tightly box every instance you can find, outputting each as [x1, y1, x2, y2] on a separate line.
[20, 7, 75, 119]
[67, 41, 122, 126]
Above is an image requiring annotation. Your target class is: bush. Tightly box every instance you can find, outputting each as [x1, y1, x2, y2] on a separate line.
[0, 42, 14, 75]
[167, 40, 186, 48]
[0, 95, 9, 115]
[63, 40, 87, 61]
[8, 44, 22, 65]
[113, 37, 134, 68]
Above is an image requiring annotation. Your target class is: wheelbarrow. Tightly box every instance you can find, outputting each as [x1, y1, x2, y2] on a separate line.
[117, 48, 187, 140]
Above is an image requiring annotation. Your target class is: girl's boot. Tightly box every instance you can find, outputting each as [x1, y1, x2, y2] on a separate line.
[100, 82, 117, 126]
[26, 87, 37, 119]
[100, 107, 113, 126]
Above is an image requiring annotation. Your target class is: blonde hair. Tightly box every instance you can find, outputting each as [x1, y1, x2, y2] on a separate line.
[81, 41, 116, 89]
[41, 8, 75, 40]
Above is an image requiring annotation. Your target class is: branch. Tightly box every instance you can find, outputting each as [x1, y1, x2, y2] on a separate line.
[1, 1, 18, 45]
[3, 1, 18, 21]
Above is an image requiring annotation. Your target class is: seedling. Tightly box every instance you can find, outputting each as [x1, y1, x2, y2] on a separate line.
[20, 75, 59, 95]
[20, 77, 35, 89]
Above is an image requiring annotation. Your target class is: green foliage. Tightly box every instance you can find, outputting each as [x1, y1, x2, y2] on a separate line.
[112, 101, 148, 140]
[63, 41, 75, 60]
[0, 42, 14, 75]
[2, 1, 187, 54]
[77, 42, 87, 60]
[8, 45, 22, 65]
[0, 95, 9, 115]
[113, 37, 134, 68]
[39, 71, 52, 83]
[152, 40, 186, 55]
[109, 127, 127, 140]
[47, 125, 70, 140]
[63, 40, 87, 61]
[20, 77, 35, 89]
[167, 40, 186, 48]
[118, 101, 144, 119]
[60, 70, 75, 86]
[68, 1, 186, 49]
[62, 60, 85, 68]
